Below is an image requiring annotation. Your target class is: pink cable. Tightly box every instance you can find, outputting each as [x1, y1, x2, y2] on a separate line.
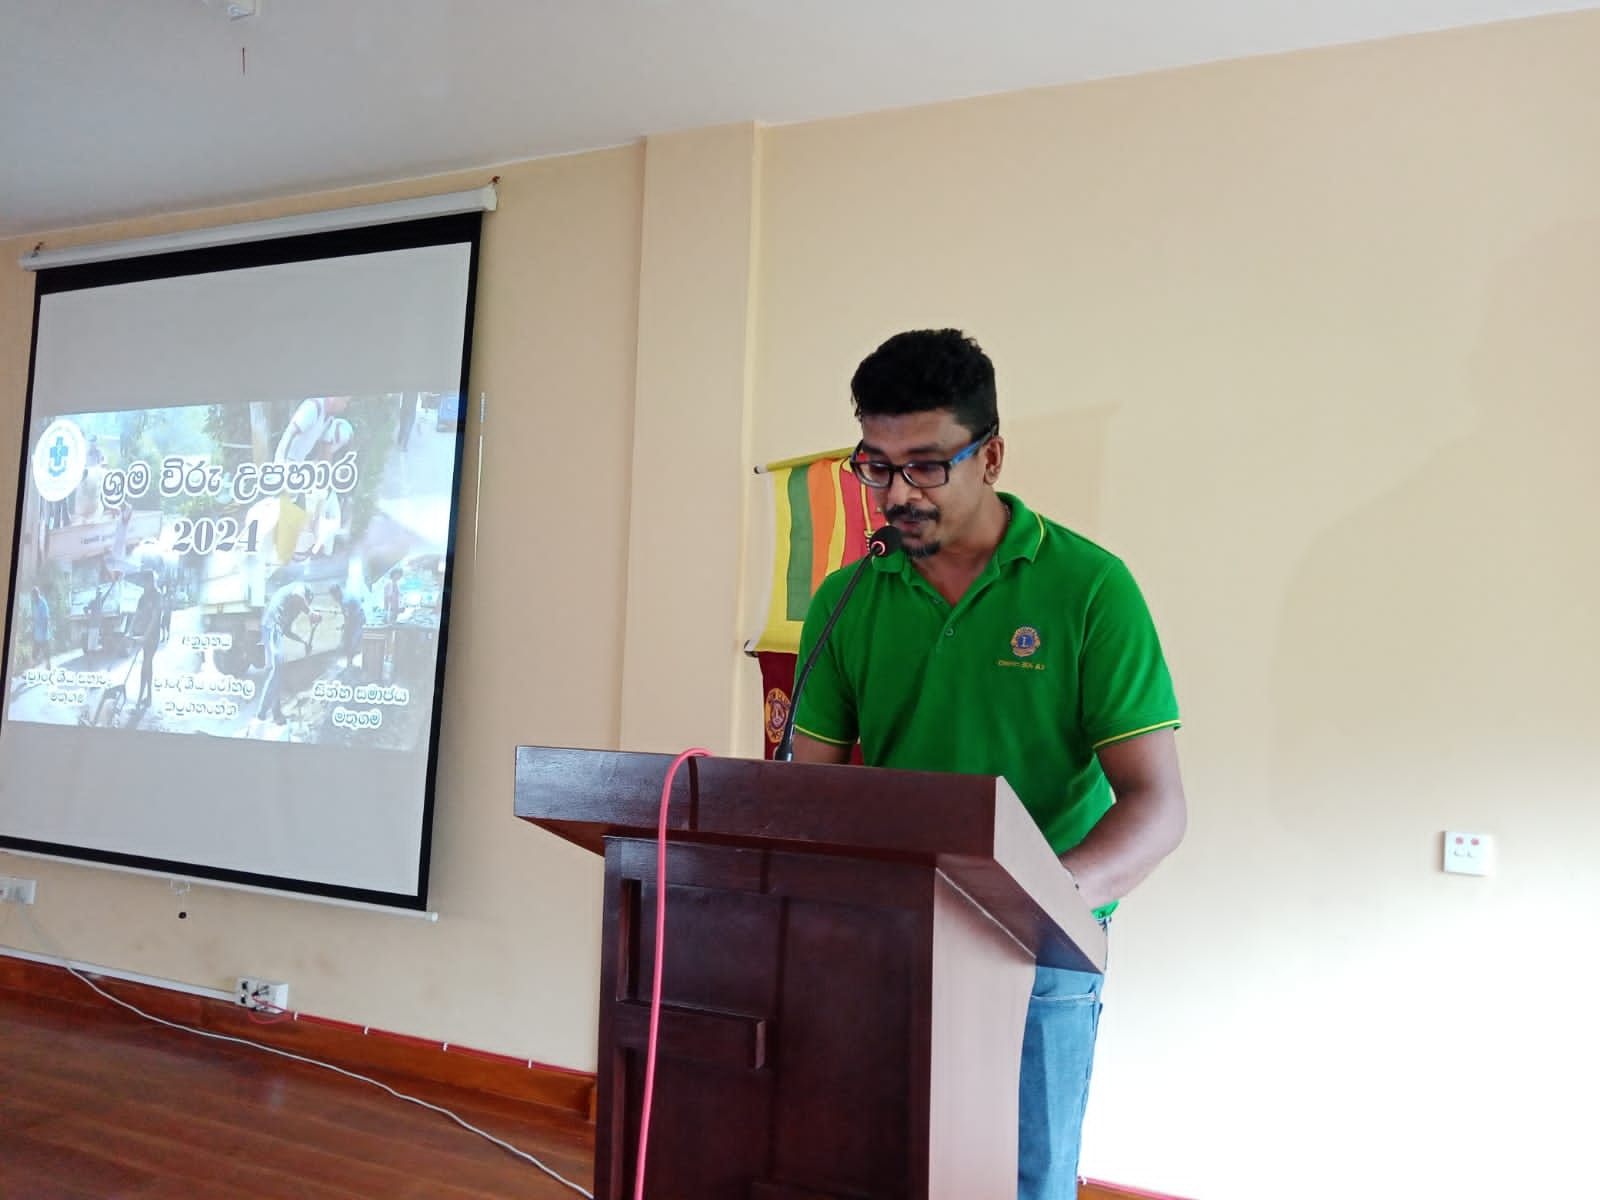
[633, 746, 711, 1200]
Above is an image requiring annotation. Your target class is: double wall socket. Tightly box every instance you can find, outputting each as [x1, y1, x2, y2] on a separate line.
[236, 976, 290, 1012]
[1443, 831, 1494, 876]
[0, 875, 37, 904]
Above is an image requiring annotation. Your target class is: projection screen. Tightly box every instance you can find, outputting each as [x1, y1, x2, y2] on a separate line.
[0, 213, 481, 909]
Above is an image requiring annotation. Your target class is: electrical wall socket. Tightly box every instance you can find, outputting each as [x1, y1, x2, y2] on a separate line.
[235, 976, 290, 1012]
[1443, 831, 1494, 876]
[0, 875, 37, 904]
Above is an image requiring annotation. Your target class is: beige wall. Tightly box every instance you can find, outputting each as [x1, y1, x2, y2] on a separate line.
[3, 11, 1599, 1199]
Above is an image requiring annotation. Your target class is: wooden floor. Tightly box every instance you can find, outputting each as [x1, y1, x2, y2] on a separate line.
[0, 989, 596, 1199]
[0, 984, 1171, 1199]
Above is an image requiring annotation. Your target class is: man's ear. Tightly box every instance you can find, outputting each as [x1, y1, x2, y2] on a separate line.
[983, 433, 1005, 484]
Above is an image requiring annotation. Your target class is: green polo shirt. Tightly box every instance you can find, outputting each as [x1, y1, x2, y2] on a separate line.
[793, 493, 1180, 898]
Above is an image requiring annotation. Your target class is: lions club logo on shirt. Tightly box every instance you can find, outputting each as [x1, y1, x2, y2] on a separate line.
[1010, 626, 1041, 658]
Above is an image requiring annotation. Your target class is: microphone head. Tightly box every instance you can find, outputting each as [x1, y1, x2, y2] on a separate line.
[868, 525, 903, 558]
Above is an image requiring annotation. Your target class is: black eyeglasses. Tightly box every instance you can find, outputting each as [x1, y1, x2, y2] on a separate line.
[849, 425, 997, 490]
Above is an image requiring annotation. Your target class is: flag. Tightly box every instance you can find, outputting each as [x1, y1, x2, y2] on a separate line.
[748, 447, 875, 760]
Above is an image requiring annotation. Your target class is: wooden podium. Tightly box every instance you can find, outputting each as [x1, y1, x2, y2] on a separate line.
[514, 746, 1105, 1200]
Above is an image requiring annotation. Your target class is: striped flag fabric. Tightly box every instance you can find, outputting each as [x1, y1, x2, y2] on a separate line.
[748, 446, 876, 758]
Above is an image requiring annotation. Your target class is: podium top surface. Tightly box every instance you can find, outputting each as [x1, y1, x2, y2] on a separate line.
[513, 745, 1105, 972]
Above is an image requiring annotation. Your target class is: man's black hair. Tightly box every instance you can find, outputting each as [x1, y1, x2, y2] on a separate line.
[850, 329, 999, 439]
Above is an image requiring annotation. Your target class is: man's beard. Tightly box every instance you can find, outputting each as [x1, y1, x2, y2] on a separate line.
[885, 504, 941, 559]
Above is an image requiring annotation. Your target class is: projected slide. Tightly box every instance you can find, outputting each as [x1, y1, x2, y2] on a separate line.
[8, 393, 455, 750]
[0, 214, 479, 906]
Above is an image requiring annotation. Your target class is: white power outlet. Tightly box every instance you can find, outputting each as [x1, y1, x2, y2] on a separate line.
[0, 875, 37, 904]
[1443, 831, 1494, 876]
[235, 976, 290, 1012]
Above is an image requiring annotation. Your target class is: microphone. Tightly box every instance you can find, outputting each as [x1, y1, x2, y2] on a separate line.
[774, 524, 902, 762]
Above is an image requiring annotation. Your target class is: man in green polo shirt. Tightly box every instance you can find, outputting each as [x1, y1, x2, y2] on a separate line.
[791, 328, 1188, 1200]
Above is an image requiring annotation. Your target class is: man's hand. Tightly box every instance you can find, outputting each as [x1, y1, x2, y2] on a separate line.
[1060, 728, 1187, 910]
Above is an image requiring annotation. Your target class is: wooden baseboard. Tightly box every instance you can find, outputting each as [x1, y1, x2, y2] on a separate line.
[0, 954, 596, 1120]
[1081, 1179, 1196, 1200]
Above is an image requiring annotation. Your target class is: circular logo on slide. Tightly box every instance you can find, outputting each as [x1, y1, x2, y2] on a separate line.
[32, 418, 89, 503]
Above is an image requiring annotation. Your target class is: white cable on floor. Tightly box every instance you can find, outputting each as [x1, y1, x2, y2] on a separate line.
[14, 909, 593, 1200]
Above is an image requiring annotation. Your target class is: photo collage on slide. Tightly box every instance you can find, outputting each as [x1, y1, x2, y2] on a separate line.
[5, 392, 460, 751]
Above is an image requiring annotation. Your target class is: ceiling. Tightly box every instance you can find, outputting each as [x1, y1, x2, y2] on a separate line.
[1, 0, 1594, 236]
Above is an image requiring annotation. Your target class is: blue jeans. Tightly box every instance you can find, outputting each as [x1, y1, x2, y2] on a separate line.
[1018, 938, 1107, 1199]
